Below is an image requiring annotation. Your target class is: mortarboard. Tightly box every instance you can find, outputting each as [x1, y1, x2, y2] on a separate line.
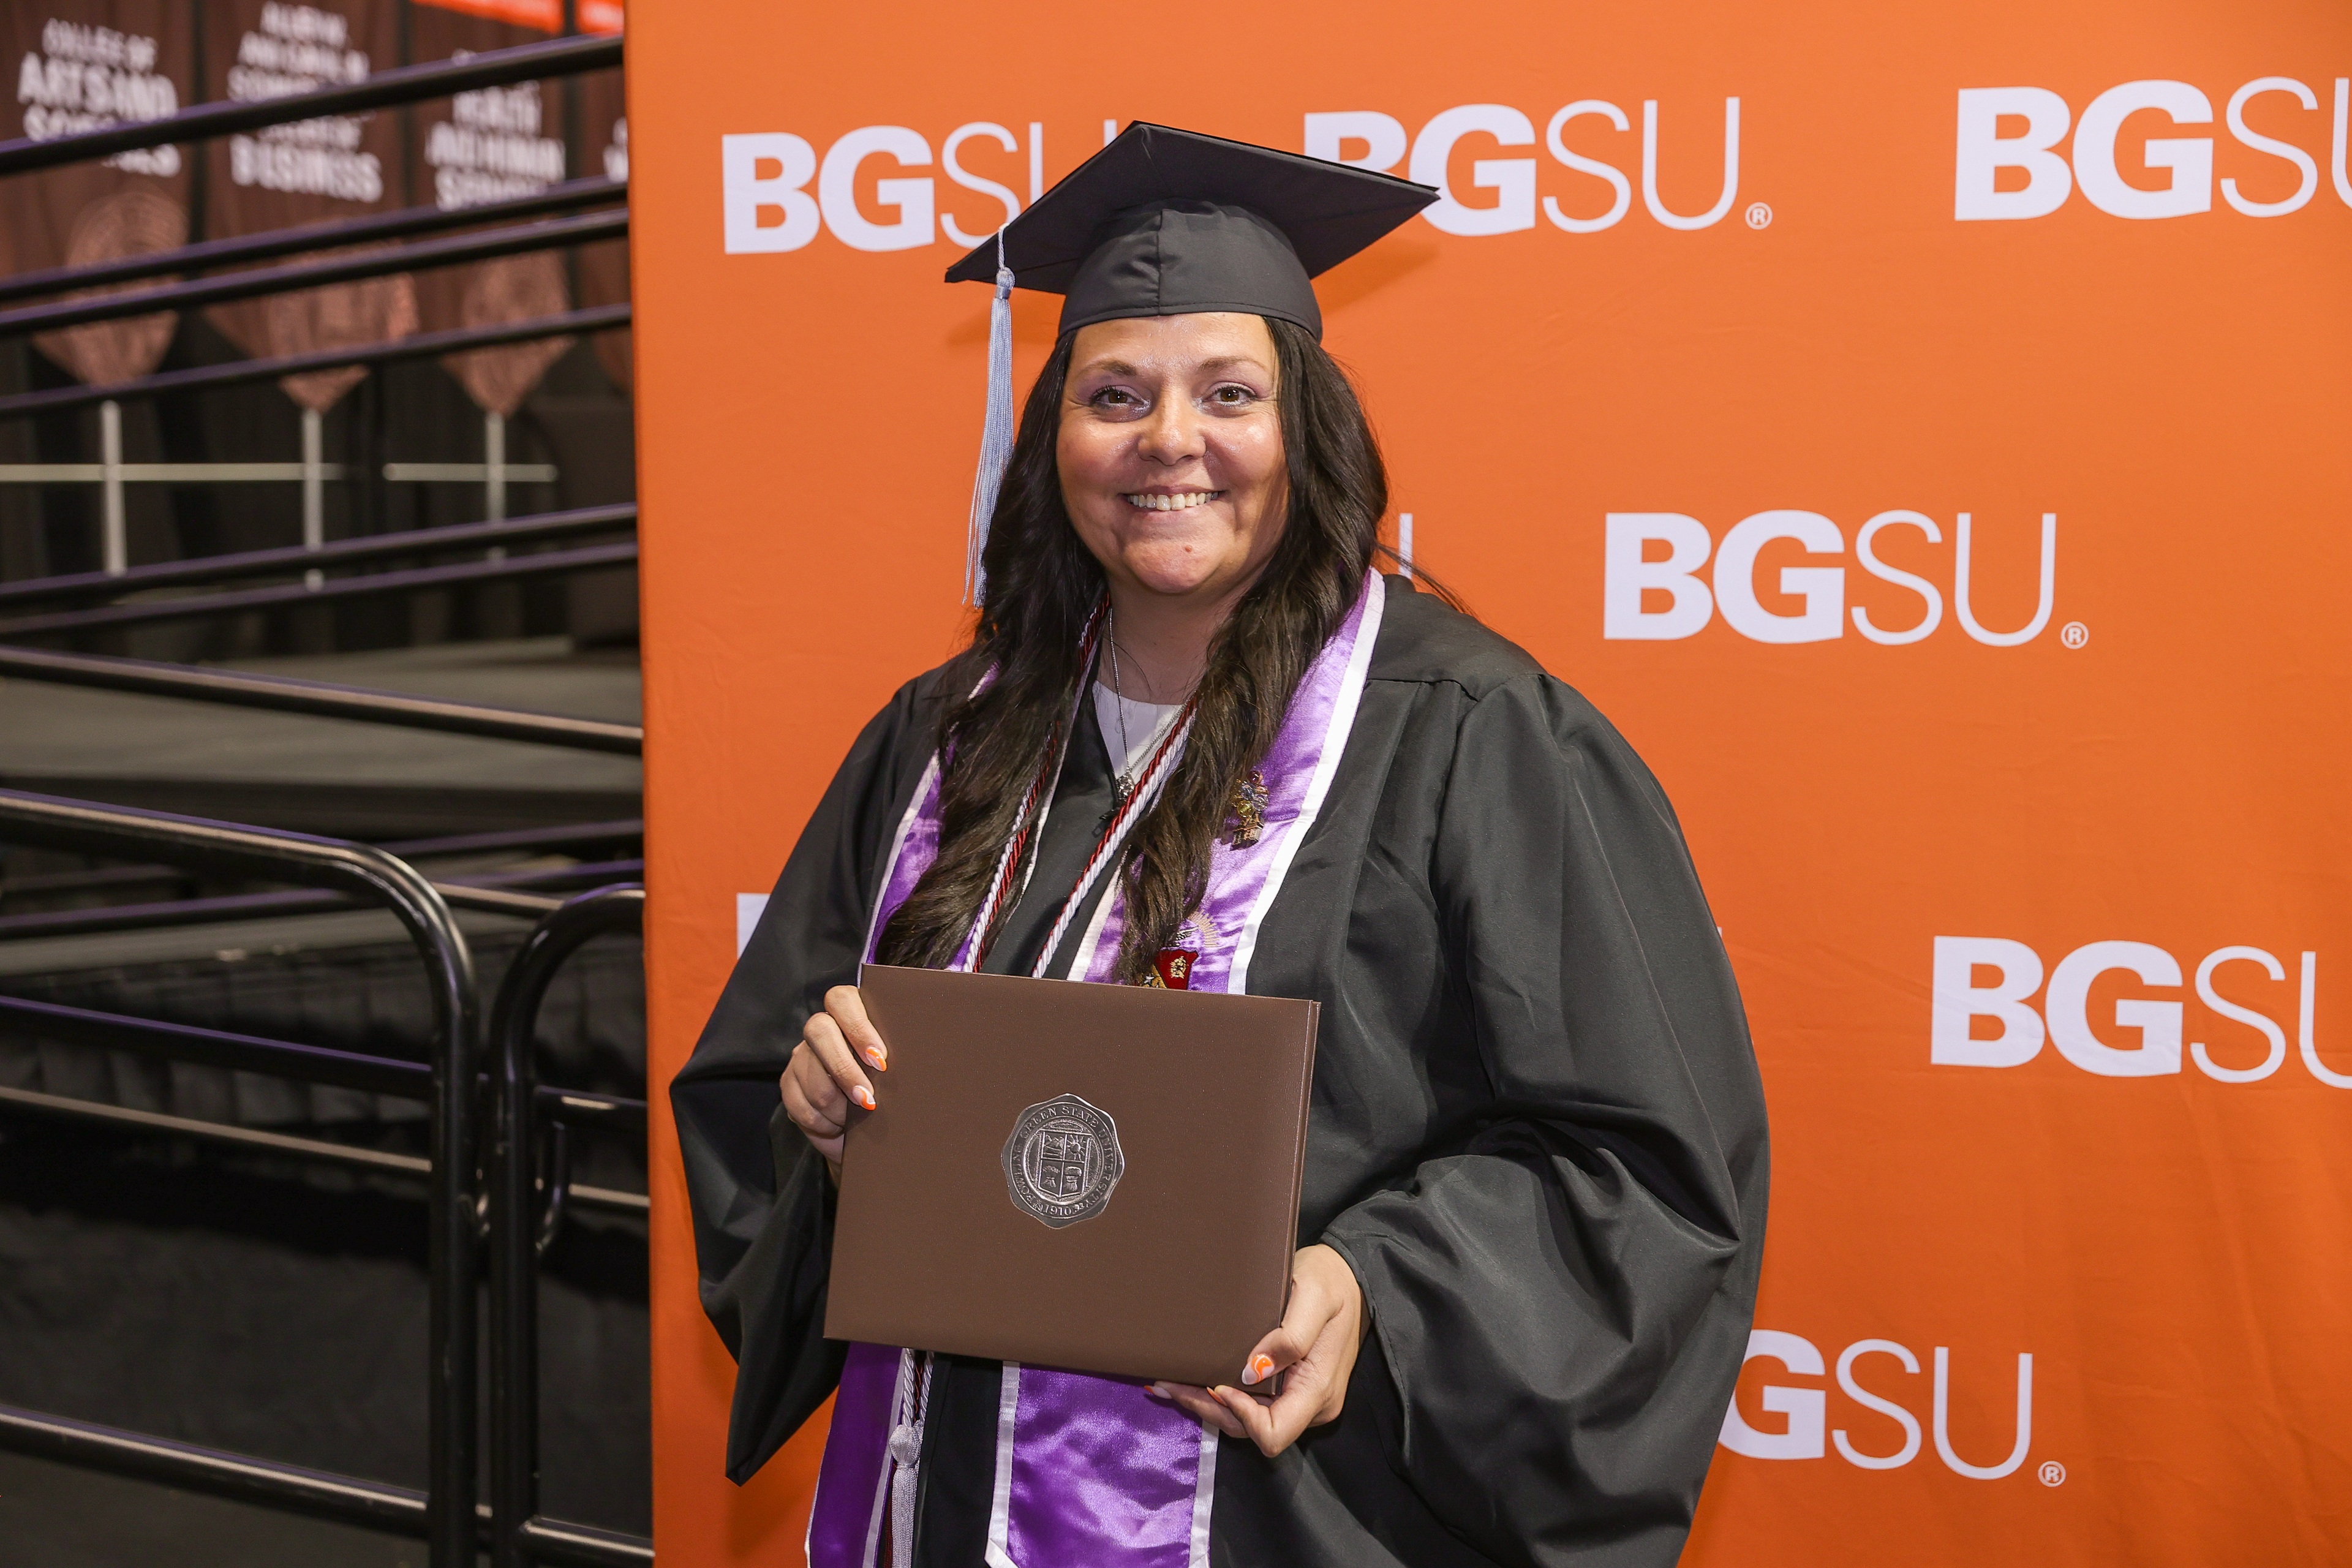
[948, 123, 1436, 600]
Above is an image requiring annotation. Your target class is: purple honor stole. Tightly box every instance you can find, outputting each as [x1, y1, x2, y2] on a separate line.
[807, 573, 1386, 1568]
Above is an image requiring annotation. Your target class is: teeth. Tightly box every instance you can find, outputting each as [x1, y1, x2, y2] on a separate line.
[1124, 491, 1218, 511]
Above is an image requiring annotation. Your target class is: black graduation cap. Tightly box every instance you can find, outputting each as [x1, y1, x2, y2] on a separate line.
[944, 121, 1437, 340]
[950, 123, 1436, 600]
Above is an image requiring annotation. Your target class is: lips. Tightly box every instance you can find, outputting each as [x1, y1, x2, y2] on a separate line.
[1122, 490, 1222, 511]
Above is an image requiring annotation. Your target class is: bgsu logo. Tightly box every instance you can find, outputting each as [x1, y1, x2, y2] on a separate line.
[1932, 937, 2345, 1087]
[1603, 510, 2056, 645]
[716, 99, 1749, 256]
[1721, 1330, 2036, 1480]
[1956, 77, 2352, 222]
[1304, 100, 1741, 235]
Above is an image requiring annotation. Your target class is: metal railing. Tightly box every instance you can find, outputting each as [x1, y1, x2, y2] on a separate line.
[0, 35, 624, 179]
[488, 884, 652, 1567]
[0, 1402, 451, 1537]
[0, 820, 639, 938]
[0, 644, 643, 752]
[0, 175, 625, 308]
[0, 303, 631, 423]
[0, 818, 641, 900]
[0, 539, 635, 636]
[0, 861, 656, 938]
[0, 502, 635, 612]
[0, 211, 630, 340]
[0, 790, 481, 1566]
[0, 28, 652, 1558]
[0, 1080, 647, 1223]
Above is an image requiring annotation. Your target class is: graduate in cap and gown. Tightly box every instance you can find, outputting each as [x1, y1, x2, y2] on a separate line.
[672, 123, 1770, 1568]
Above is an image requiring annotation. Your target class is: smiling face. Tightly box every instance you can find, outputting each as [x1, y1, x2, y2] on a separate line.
[1057, 312, 1289, 608]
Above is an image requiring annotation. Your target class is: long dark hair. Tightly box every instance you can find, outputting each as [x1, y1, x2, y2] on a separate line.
[876, 317, 1392, 982]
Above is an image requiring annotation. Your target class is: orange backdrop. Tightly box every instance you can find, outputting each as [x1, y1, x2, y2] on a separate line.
[625, 1, 2352, 1561]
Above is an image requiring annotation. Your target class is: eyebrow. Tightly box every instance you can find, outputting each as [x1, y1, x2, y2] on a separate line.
[1076, 355, 1270, 377]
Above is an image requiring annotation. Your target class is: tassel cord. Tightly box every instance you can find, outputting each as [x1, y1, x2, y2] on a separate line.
[886, 1350, 937, 1568]
[965, 228, 1016, 605]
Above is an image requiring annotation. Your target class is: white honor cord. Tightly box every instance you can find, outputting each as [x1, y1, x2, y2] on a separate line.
[956, 659, 1095, 971]
[1027, 705, 1193, 976]
[959, 795, 1038, 971]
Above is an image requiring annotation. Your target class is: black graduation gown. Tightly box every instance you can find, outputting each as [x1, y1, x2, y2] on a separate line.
[671, 579, 1770, 1567]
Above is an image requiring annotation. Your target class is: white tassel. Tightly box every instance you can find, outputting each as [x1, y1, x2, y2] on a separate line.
[965, 230, 1016, 605]
[884, 1351, 933, 1567]
[887, 1420, 920, 1568]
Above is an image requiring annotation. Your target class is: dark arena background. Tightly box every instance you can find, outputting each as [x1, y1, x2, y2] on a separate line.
[0, 6, 646, 1565]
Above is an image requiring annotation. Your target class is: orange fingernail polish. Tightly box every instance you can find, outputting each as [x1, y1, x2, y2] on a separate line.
[865, 1046, 888, 1071]
[1243, 1354, 1273, 1385]
[852, 1085, 875, 1110]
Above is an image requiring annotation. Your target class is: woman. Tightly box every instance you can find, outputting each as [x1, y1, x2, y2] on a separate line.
[674, 124, 1768, 1568]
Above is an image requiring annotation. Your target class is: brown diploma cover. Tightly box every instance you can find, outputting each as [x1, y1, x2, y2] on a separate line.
[824, 964, 1320, 1390]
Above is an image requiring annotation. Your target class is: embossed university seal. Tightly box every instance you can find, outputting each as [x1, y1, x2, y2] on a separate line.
[1001, 1093, 1126, 1228]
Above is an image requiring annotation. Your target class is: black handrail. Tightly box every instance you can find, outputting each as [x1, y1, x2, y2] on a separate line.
[0, 790, 480, 1567]
[0, 997, 649, 1139]
[0, 1401, 441, 1536]
[0, 859, 636, 939]
[0, 646, 643, 753]
[0, 1082, 647, 1215]
[0, 304, 630, 421]
[0, 210, 630, 337]
[0, 1080, 434, 1176]
[0, 177, 625, 307]
[0, 34, 624, 178]
[386, 820, 643, 859]
[521, 1516, 656, 1567]
[0, 993, 431, 1096]
[0, 539, 636, 635]
[0, 1400, 645, 1561]
[0, 505, 636, 612]
[487, 884, 650, 1568]
[537, 1085, 647, 1136]
[445, 884, 568, 917]
[0, 819, 643, 902]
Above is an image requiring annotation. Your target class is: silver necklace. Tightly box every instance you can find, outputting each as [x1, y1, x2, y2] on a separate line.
[1106, 607, 1134, 803]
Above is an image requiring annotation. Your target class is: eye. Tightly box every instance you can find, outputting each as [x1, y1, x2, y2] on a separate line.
[1207, 383, 1257, 407]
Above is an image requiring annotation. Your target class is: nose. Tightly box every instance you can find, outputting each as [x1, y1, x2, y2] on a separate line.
[1134, 393, 1205, 468]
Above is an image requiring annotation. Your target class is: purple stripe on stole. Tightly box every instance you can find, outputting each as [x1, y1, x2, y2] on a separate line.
[865, 760, 944, 964]
[807, 1343, 904, 1568]
[1006, 1370, 1204, 1567]
[808, 737, 944, 1566]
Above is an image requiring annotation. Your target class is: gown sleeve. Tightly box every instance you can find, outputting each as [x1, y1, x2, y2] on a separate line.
[1317, 672, 1768, 1566]
[669, 675, 933, 1483]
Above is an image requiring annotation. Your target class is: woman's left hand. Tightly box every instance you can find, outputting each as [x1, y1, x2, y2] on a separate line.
[1151, 1243, 1364, 1457]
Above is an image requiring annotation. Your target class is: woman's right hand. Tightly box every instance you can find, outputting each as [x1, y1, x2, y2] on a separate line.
[780, 983, 888, 1182]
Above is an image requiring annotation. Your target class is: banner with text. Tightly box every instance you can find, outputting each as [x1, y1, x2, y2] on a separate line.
[1, 2, 192, 386]
[627, 3, 2352, 1562]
